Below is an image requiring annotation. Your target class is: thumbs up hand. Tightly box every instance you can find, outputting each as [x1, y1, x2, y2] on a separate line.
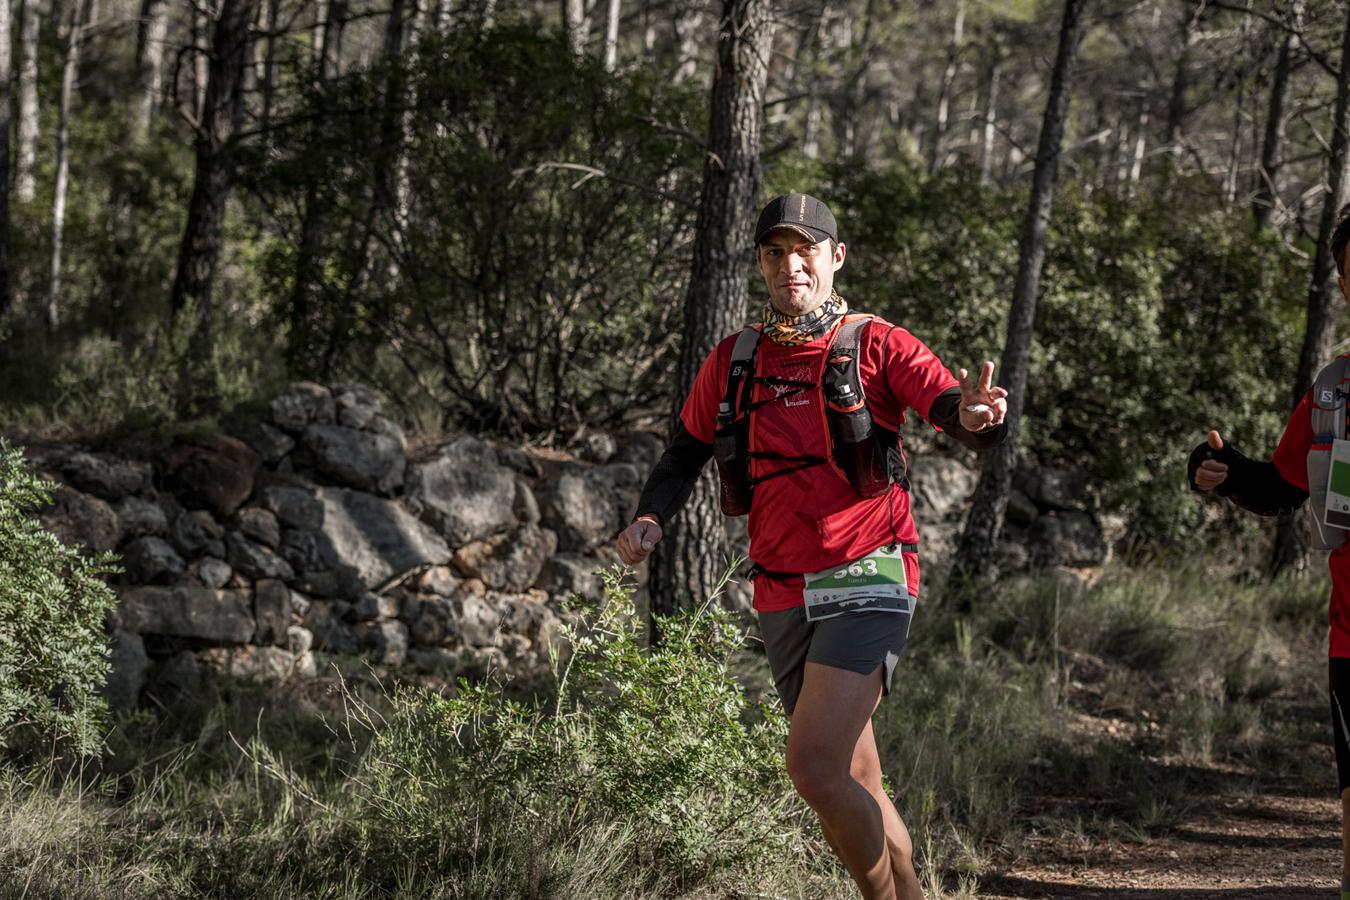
[1193, 430, 1229, 492]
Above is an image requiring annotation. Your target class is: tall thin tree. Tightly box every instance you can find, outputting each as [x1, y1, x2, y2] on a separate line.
[1269, 0, 1350, 577]
[14, 0, 40, 203]
[953, 0, 1090, 585]
[649, 0, 774, 621]
[1253, 0, 1301, 230]
[48, 0, 93, 332]
[133, 0, 169, 140]
[170, 0, 260, 415]
[0, 0, 12, 318]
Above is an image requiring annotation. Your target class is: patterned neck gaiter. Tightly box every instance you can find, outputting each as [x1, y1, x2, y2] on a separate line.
[761, 291, 849, 346]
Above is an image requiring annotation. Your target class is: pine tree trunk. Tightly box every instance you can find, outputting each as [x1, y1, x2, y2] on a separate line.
[0, 0, 12, 318]
[1165, 2, 1198, 155]
[171, 0, 259, 416]
[602, 0, 620, 71]
[672, 5, 703, 83]
[953, 0, 1089, 590]
[1253, 0, 1300, 230]
[979, 45, 1000, 185]
[929, 0, 964, 173]
[15, 0, 40, 204]
[649, 0, 773, 623]
[1269, 0, 1350, 578]
[562, 0, 585, 55]
[320, 0, 347, 82]
[132, 0, 168, 140]
[259, 0, 279, 136]
[47, 0, 90, 332]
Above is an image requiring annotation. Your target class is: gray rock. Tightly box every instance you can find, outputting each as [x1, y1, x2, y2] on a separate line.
[368, 415, 407, 451]
[153, 651, 203, 697]
[106, 631, 148, 709]
[304, 600, 359, 652]
[201, 645, 314, 681]
[1016, 464, 1089, 513]
[453, 524, 557, 592]
[417, 566, 459, 596]
[164, 436, 261, 518]
[122, 536, 186, 585]
[254, 579, 292, 645]
[279, 528, 326, 572]
[62, 452, 150, 501]
[198, 557, 232, 590]
[115, 587, 256, 643]
[40, 486, 121, 553]
[259, 486, 324, 531]
[355, 620, 409, 665]
[580, 431, 618, 464]
[535, 553, 602, 601]
[289, 590, 312, 618]
[457, 593, 502, 646]
[1030, 511, 1109, 568]
[499, 591, 560, 646]
[314, 487, 450, 589]
[226, 532, 296, 581]
[547, 469, 619, 552]
[1005, 488, 1039, 529]
[234, 507, 281, 549]
[287, 625, 314, 656]
[114, 496, 168, 538]
[271, 381, 336, 433]
[302, 424, 405, 496]
[170, 510, 224, 557]
[910, 456, 977, 519]
[613, 431, 664, 470]
[406, 595, 456, 646]
[295, 570, 340, 598]
[407, 647, 459, 673]
[334, 384, 382, 431]
[237, 420, 295, 465]
[406, 436, 517, 545]
[353, 591, 400, 621]
[513, 480, 541, 525]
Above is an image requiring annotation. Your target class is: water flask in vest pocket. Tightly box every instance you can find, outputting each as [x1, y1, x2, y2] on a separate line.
[825, 384, 891, 499]
[1310, 440, 1350, 551]
[713, 404, 753, 516]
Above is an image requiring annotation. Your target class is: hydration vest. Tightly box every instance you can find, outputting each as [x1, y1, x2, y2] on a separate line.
[711, 315, 907, 517]
[1309, 356, 1350, 551]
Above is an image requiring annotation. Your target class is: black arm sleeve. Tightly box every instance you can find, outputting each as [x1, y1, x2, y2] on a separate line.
[1186, 440, 1308, 517]
[927, 387, 1008, 451]
[634, 424, 714, 526]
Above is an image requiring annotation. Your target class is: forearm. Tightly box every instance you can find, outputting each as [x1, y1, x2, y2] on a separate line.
[927, 387, 1007, 450]
[634, 424, 713, 525]
[1187, 441, 1308, 517]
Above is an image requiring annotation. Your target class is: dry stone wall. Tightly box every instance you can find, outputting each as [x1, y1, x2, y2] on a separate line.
[26, 382, 1112, 709]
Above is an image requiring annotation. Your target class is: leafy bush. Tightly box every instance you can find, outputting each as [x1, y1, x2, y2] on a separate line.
[0, 445, 117, 754]
[356, 568, 813, 893]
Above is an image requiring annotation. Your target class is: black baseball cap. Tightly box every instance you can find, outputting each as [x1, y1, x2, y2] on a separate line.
[754, 193, 838, 245]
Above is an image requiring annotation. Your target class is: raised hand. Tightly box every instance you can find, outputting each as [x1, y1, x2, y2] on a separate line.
[1193, 430, 1228, 492]
[957, 361, 1009, 432]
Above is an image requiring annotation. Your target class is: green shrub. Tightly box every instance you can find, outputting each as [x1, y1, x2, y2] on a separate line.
[0, 445, 118, 754]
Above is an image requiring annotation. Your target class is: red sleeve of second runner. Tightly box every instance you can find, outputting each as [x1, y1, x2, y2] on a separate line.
[679, 338, 734, 445]
[1271, 391, 1313, 492]
[880, 325, 960, 423]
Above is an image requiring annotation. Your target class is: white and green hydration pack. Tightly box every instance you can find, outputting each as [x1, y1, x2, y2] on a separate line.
[1308, 355, 1350, 551]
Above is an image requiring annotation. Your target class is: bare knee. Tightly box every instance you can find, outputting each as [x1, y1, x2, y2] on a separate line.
[786, 746, 850, 810]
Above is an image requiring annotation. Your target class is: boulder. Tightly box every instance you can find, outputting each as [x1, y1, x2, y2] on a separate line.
[122, 536, 186, 585]
[333, 384, 383, 431]
[197, 557, 232, 590]
[304, 600, 359, 652]
[287, 625, 315, 656]
[314, 487, 451, 589]
[164, 436, 261, 518]
[115, 496, 168, 538]
[352, 591, 400, 621]
[61, 451, 150, 501]
[302, 424, 405, 496]
[259, 486, 324, 531]
[226, 532, 296, 581]
[254, 579, 292, 645]
[546, 469, 620, 552]
[39, 485, 120, 553]
[170, 510, 225, 557]
[910, 456, 976, 519]
[513, 480, 541, 525]
[406, 595, 456, 647]
[279, 528, 326, 573]
[1030, 511, 1109, 568]
[417, 566, 459, 596]
[1005, 488, 1039, 529]
[405, 436, 517, 545]
[1016, 464, 1089, 513]
[457, 593, 502, 647]
[535, 553, 602, 601]
[235, 420, 295, 465]
[115, 587, 256, 643]
[105, 631, 148, 709]
[452, 523, 557, 593]
[613, 430, 665, 470]
[271, 381, 336, 433]
[201, 646, 315, 681]
[580, 431, 618, 464]
[355, 620, 409, 665]
[233, 507, 281, 549]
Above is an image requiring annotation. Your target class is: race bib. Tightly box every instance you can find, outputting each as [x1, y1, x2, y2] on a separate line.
[802, 545, 911, 623]
[1326, 439, 1350, 531]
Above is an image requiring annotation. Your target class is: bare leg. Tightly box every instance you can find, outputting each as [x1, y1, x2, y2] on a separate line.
[851, 719, 922, 900]
[786, 662, 895, 900]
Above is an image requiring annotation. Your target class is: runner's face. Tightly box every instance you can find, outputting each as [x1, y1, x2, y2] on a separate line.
[756, 230, 846, 316]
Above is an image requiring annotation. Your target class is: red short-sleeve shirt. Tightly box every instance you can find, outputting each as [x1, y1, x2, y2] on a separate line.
[1271, 387, 1350, 658]
[680, 316, 959, 612]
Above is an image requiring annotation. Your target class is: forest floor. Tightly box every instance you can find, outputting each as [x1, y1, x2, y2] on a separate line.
[972, 731, 1342, 898]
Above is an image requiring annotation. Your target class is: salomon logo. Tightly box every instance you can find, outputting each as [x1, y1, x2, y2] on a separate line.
[1323, 389, 1336, 404]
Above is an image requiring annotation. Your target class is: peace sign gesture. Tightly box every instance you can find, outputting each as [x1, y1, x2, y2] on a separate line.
[957, 361, 1009, 432]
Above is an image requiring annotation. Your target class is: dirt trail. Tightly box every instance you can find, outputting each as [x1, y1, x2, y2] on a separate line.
[977, 791, 1341, 898]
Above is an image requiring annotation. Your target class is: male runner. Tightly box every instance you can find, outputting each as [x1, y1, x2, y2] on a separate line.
[1188, 203, 1350, 900]
[616, 193, 1008, 899]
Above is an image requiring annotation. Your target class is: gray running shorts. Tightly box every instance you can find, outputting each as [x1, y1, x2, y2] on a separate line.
[757, 602, 915, 716]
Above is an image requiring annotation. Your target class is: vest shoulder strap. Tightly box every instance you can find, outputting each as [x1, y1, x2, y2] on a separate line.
[721, 326, 762, 420]
[825, 316, 875, 413]
[1311, 356, 1350, 442]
